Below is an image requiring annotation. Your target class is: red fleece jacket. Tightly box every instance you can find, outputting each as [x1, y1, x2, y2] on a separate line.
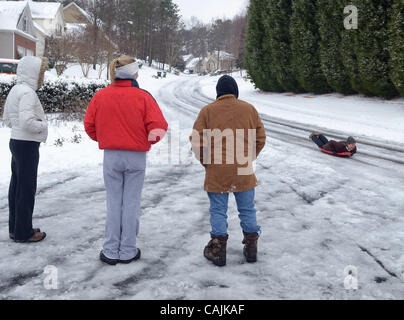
[84, 80, 168, 151]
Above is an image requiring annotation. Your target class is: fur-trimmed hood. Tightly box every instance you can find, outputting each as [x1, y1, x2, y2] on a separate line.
[16, 56, 47, 91]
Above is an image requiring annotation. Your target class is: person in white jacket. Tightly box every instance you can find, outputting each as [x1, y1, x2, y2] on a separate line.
[2, 56, 48, 243]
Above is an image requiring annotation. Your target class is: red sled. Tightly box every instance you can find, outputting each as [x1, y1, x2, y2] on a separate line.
[319, 148, 352, 158]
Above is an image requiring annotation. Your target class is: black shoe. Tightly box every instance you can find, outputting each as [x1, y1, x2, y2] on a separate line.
[119, 249, 141, 264]
[100, 251, 118, 266]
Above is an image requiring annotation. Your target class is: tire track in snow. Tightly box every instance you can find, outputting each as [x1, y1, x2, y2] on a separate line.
[36, 175, 81, 196]
[0, 173, 81, 212]
[0, 271, 43, 295]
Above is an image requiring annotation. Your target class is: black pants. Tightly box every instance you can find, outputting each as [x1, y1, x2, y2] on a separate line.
[8, 139, 40, 241]
[312, 134, 329, 148]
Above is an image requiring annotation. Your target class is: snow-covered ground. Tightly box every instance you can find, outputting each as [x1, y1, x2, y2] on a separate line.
[1, 67, 404, 299]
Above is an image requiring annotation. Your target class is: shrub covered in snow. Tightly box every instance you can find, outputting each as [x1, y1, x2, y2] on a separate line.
[0, 74, 14, 111]
[0, 74, 108, 115]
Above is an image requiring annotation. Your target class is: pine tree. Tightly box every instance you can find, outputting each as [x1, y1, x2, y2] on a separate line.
[264, 0, 301, 92]
[317, 0, 353, 94]
[289, 0, 331, 94]
[389, 0, 404, 95]
[357, 0, 398, 98]
[245, 0, 281, 91]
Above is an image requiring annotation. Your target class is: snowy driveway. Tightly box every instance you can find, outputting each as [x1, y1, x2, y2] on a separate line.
[0, 75, 403, 299]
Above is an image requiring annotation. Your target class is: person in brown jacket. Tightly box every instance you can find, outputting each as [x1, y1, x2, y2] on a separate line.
[310, 132, 357, 156]
[190, 75, 266, 267]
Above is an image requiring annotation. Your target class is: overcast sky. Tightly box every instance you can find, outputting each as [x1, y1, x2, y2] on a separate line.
[174, 0, 249, 24]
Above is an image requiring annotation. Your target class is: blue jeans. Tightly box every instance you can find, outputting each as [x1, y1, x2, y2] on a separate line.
[208, 189, 261, 237]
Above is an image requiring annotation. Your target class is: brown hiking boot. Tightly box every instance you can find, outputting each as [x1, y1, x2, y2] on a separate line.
[10, 228, 40, 240]
[243, 232, 259, 263]
[204, 234, 228, 267]
[14, 231, 47, 243]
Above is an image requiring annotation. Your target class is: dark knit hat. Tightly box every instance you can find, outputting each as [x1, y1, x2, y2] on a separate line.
[347, 136, 357, 144]
[216, 75, 239, 99]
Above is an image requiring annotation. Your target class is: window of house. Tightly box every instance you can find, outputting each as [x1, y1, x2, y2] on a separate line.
[23, 17, 28, 32]
[17, 46, 26, 58]
[56, 24, 63, 36]
[26, 49, 34, 56]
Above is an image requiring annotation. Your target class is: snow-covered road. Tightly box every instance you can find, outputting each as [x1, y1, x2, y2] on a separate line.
[0, 74, 403, 300]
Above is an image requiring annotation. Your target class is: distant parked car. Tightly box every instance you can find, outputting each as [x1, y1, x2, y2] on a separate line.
[217, 70, 231, 75]
[0, 59, 19, 75]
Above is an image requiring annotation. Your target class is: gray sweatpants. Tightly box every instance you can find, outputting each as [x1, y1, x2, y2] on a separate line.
[103, 149, 146, 261]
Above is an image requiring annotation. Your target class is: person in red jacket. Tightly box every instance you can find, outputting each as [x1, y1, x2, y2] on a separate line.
[310, 132, 357, 156]
[84, 55, 168, 266]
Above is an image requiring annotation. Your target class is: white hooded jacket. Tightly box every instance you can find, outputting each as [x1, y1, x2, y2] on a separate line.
[2, 56, 48, 143]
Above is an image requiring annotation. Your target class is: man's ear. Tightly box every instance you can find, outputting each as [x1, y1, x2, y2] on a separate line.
[135, 72, 139, 80]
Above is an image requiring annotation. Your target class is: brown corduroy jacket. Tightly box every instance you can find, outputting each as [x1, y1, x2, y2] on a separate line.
[190, 94, 266, 193]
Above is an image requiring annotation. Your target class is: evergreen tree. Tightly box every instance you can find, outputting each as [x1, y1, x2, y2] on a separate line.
[265, 0, 301, 92]
[340, 0, 366, 94]
[389, 0, 404, 95]
[354, 0, 398, 98]
[245, 0, 281, 91]
[236, 15, 248, 70]
[317, 0, 353, 94]
[290, 0, 331, 94]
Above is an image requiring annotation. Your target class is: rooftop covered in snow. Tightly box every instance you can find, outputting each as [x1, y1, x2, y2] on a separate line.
[0, 1, 28, 30]
[28, 0, 63, 20]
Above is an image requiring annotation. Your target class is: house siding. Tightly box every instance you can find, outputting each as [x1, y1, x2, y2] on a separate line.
[0, 31, 13, 59]
[64, 4, 89, 24]
[35, 31, 46, 57]
[33, 7, 65, 56]
[34, 13, 64, 36]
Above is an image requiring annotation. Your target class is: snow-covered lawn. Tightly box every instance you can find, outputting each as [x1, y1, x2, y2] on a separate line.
[47, 61, 174, 81]
[0, 68, 403, 299]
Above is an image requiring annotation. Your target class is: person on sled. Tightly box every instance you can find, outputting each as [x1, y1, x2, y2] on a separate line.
[310, 132, 357, 157]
